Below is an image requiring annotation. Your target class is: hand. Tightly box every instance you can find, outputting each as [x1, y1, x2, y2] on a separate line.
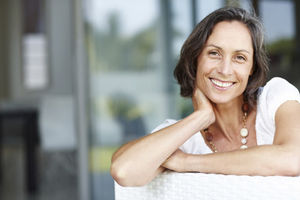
[192, 87, 215, 127]
[162, 149, 188, 172]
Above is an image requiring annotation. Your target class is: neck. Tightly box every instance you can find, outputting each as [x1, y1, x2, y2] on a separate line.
[212, 96, 244, 141]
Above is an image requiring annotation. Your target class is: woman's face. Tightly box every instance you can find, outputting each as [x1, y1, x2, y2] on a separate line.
[196, 20, 254, 104]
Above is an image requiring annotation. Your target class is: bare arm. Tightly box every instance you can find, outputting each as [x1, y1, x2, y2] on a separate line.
[164, 100, 300, 176]
[110, 88, 214, 186]
[110, 110, 213, 186]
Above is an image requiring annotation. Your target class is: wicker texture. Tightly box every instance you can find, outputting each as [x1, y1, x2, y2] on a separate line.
[115, 171, 300, 200]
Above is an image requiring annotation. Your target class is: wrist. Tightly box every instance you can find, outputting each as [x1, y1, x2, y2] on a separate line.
[174, 151, 189, 173]
[192, 109, 215, 130]
[185, 154, 203, 172]
[181, 152, 189, 172]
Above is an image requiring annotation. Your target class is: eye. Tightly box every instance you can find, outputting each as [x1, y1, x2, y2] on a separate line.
[235, 55, 246, 63]
[208, 50, 220, 57]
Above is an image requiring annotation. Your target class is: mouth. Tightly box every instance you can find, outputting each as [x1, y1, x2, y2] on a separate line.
[209, 78, 236, 90]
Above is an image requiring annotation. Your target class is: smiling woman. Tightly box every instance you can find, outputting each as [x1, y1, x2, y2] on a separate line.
[110, 7, 300, 187]
[195, 21, 254, 105]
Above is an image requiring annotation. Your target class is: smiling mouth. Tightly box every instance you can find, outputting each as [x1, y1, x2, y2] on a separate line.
[210, 78, 236, 89]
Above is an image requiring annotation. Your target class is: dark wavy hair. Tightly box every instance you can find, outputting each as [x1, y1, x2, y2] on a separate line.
[173, 7, 269, 110]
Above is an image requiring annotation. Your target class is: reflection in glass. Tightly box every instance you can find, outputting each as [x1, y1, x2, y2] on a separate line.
[84, 1, 164, 199]
[84, 1, 220, 199]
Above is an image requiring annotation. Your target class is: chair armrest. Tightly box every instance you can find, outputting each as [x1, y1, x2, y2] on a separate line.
[115, 171, 300, 200]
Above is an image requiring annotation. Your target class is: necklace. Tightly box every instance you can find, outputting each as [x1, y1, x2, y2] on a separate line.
[203, 102, 249, 153]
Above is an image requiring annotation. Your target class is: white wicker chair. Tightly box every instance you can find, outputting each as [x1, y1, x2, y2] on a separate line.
[115, 171, 300, 200]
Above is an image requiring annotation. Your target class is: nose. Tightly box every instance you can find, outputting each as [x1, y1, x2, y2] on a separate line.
[217, 56, 233, 75]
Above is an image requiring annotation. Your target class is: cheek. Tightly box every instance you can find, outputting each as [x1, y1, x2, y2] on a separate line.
[239, 63, 253, 79]
[196, 61, 210, 80]
[238, 71, 252, 91]
[195, 69, 207, 91]
[195, 61, 204, 81]
[196, 58, 213, 77]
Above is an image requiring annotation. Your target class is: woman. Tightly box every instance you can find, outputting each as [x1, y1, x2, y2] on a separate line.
[110, 7, 300, 187]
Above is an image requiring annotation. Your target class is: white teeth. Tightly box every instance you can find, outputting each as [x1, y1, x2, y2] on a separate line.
[211, 79, 233, 88]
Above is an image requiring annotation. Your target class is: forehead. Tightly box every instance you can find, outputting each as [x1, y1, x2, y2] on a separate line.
[206, 20, 253, 53]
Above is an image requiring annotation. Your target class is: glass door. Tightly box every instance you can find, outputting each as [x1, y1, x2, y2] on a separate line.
[82, 0, 209, 199]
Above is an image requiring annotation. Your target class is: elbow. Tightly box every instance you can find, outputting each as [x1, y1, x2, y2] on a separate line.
[110, 163, 132, 187]
[110, 161, 148, 187]
[278, 153, 300, 177]
[285, 158, 300, 176]
[282, 165, 300, 177]
[110, 163, 127, 186]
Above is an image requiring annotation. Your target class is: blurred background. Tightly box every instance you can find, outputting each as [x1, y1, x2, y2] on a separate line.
[0, 0, 299, 199]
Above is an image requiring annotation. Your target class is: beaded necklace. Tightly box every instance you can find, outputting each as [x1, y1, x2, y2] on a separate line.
[203, 102, 249, 153]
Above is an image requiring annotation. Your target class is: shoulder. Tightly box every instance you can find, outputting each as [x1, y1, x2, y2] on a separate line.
[257, 77, 300, 121]
[258, 77, 300, 101]
[255, 77, 300, 144]
[260, 77, 298, 94]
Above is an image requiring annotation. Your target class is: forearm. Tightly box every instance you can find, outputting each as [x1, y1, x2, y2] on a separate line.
[111, 110, 212, 186]
[185, 144, 300, 176]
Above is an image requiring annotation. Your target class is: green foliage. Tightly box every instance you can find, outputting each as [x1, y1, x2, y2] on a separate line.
[266, 37, 295, 72]
[86, 12, 158, 72]
[266, 38, 295, 55]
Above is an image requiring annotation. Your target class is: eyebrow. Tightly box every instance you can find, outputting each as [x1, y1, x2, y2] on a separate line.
[205, 44, 251, 55]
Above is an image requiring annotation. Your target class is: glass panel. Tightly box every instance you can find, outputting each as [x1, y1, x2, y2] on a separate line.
[171, 0, 192, 54]
[84, 1, 163, 199]
[261, 0, 295, 43]
[260, 0, 296, 82]
[197, 0, 223, 21]
[171, 0, 195, 119]
[83, 0, 255, 199]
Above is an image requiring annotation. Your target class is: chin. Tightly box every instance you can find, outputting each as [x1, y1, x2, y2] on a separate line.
[206, 92, 241, 105]
[209, 97, 232, 105]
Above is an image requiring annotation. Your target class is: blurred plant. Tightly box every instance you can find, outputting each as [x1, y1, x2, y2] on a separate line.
[266, 38, 296, 77]
[85, 12, 158, 72]
[106, 93, 141, 120]
[106, 93, 146, 141]
[267, 38, 295, 54]
[267, 38, 295, 64]
[85, 11, 183, 72]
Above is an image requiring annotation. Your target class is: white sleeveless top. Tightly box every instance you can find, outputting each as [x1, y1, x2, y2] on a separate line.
[151, 77, 300, 154]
